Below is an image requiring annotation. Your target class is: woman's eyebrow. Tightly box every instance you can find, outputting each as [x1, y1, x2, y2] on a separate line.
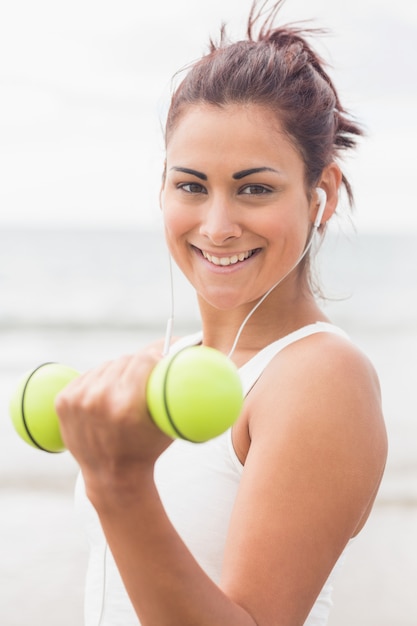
[170, 166, 280, 181]
[170, 167, 207, 181]
[233, 167, 279, 179]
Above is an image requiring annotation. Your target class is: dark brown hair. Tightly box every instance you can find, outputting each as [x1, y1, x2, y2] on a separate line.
[165, 0, 362, 205]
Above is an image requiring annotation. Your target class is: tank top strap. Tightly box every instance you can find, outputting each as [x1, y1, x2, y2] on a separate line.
[168, 332, 203, 355]
[238, 322, 349, 397]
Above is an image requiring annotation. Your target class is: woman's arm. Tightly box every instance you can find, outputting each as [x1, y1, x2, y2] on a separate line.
[56, 332, 387, 626]
[221, 332, 387, 624]
[55, 345, 257, 626]
[90, 466, 258, 626]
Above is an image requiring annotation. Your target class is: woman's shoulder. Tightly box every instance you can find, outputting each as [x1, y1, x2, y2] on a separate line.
[245, 323, 387, 479]
[263, 323, 380, 394]
[295, 326, 380, 400]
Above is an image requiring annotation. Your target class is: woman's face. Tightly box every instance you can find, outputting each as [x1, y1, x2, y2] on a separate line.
[161, 103, 318, 312]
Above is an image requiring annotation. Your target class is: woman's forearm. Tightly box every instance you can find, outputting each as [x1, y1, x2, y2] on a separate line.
[89, 471, 257, 626]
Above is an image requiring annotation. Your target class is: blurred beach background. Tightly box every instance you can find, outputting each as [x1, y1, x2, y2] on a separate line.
[0, 1, 416, 624]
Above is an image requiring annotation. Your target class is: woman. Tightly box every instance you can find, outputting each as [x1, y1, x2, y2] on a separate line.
[56, 2, 387, 624]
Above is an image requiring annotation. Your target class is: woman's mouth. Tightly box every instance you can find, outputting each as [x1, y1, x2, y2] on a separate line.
[199, 248, 259, 267]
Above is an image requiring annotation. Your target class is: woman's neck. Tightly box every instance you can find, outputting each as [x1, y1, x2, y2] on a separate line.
[197, 289, 328, 367]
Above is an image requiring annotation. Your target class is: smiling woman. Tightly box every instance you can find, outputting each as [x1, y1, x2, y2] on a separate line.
[53, 2, 388, 625]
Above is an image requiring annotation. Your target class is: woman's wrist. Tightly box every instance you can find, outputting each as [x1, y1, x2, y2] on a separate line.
[83, 461, 157, 515]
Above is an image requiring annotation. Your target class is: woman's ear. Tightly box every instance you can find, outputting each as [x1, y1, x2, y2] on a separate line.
[312, 163, 343, 225]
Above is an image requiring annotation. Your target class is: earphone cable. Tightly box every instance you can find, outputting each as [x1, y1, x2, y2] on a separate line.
[227, 225, 318, 358]
[163, 253, 176, 356]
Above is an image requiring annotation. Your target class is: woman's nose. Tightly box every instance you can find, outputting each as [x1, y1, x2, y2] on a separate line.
[199, 199, 242, 244]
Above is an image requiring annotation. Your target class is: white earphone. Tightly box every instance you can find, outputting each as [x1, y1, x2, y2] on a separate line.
[314, 188, 327, 229]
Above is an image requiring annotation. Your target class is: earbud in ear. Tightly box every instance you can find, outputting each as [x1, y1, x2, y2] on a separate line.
[314, 188, 327, 228]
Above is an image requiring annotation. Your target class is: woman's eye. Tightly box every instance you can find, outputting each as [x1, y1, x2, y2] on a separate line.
[240, 184, 271, 195]
[178, 182, 207, 194]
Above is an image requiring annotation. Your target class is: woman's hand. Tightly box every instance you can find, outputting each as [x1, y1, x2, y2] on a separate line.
[54, 341, 172, 504]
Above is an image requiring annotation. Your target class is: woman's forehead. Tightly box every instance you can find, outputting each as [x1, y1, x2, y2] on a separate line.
[165, 103, 304, 177]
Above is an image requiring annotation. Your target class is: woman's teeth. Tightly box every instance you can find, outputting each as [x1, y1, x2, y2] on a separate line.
[201, 250, 254, 266]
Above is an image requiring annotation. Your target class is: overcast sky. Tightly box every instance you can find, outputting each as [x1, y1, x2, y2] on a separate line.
[0, 0, 416, 232]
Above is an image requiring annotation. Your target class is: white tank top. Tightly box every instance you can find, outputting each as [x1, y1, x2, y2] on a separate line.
[75, 322, 351, 625]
